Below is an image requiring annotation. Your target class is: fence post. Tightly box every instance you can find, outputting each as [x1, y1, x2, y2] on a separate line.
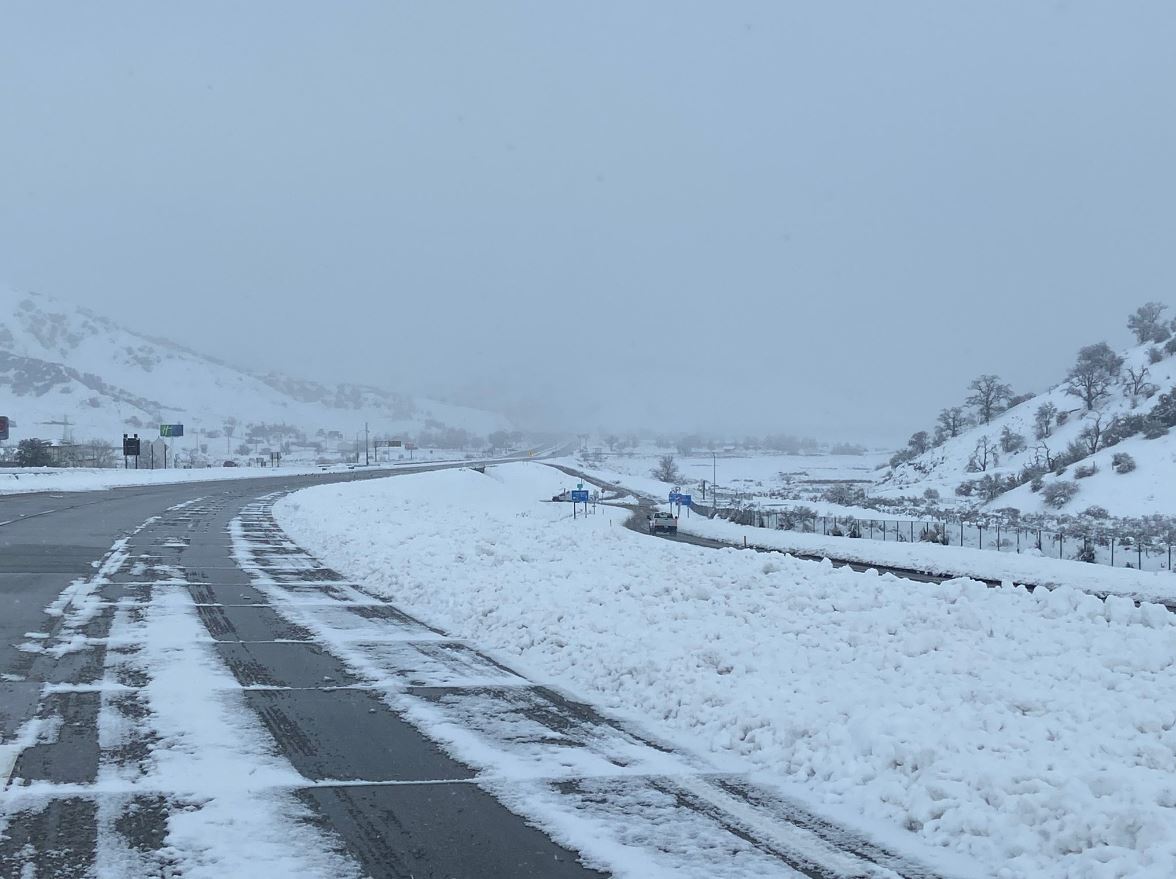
[978, 526, 983, 550]
[1111, 537, 1115, 566]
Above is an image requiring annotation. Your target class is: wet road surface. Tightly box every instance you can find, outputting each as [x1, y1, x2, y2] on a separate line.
[1, 466, 947, 878]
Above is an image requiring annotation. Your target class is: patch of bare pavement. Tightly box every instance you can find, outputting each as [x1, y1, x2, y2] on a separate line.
[1, 475, 950, 878]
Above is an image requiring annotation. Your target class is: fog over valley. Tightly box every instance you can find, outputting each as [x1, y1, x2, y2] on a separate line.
[2, 4, 1173, 446]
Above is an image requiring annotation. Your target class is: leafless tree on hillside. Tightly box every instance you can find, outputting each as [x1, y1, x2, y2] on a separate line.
[967, 435, 999, 472]
[966, 374, 1013, 424]
[1123, 365, 1158, 406]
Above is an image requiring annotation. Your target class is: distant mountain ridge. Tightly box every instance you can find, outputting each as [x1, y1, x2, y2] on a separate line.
[0, 285, 510, 447]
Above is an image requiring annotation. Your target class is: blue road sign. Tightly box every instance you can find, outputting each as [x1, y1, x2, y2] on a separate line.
[677, 494, 692, 506]
[571, 490, 590, 503]
[160, 423, 185, 438]
[669, 491, 681, 503]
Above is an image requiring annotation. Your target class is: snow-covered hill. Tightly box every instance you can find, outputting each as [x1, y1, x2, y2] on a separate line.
[876, 337, 1176, 516]
[0, 286, 510, 450]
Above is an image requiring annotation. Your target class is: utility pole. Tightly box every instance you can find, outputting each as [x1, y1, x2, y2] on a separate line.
[712, 452, 717, 503]
[364, 421, 370, 466]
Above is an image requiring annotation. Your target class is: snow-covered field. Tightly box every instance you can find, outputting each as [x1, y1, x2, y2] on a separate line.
[275, 462, 1176, 879]
[549, 448, 888, 515]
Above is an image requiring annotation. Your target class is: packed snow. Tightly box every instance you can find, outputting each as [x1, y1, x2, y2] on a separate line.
[275, 462, 1176, 879]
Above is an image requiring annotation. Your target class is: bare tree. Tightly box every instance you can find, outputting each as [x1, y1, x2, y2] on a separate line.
[1123, 365, 1158, 405]
[907, 430, 931, 456]
[88, 440, 118, 468]
[1033, 402, 1058, 439]
[967, 435, 999, 472]
[1033, 441, 1055, 471]
[650, 455, 682, 483]
[1127, 302, 1170, 344]
[935, 407, 969, 442]
[1079, 414, 1105, 456]
[1065, 342, 1124, 410]
[966, 374, 1013, 424]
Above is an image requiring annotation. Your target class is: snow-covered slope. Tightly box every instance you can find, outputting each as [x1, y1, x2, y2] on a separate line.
[876, 338, 1176, 515]
[0, 286, 509, 445]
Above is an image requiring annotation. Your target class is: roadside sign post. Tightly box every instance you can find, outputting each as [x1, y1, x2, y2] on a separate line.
[571, 489, 590, 519]
[122, 434, 141, 469]
[0, 415, 9, 443]
[159, 425, 183, 469]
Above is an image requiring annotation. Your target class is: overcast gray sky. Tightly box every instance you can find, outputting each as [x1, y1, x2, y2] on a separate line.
[2, 2, 1174, 444]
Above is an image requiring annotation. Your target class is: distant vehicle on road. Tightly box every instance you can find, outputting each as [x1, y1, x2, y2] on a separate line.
[223, 460, 238, 467]
[647, 511, 678, 534]
[551, 489, 571, 502]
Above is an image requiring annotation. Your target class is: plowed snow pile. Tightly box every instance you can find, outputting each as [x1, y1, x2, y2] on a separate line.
[274, 462, 1176, 879]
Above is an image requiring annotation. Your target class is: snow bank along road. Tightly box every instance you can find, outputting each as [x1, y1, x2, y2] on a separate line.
[0, 464, 952, 878]
[275, 463, 1176, 879]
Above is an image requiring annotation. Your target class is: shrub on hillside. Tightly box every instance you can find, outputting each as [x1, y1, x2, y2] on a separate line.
[922, 488, 940, 501]
[1030, 476, 1044, 493]
[919, 525, 948, 544]
[1000, 426, 1028, 454]
[1149, 347, 1165, 364]
[977, 474, 1006, 501]
[822, 484, 867, 506]
[1102, 414, 1144, 446]
[1143, 420, 1169, 439]
[889, 448, 917, 468]
[1074, 463, 1098, 479]
[1041, 481, 1080, 508]
[1112, 452, 1137, 474]
[955, 480, 976, 497]
[1166, 336, 1176, 356]
[1074, 542, 1097, 563]
[1018, 461, 1047, 483]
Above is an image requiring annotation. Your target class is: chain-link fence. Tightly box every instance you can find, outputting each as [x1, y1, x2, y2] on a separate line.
[684, 499, 1176, 573]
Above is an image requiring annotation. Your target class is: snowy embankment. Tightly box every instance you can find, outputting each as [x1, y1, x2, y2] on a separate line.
[275, 462, 1176, 879]
[675, 514, 1176, 605]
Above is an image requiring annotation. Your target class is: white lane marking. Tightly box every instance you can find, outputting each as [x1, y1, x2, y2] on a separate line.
[0, 508, 57, 527]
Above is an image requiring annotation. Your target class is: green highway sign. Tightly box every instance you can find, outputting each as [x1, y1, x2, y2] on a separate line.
[160, 423, 185, 437]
